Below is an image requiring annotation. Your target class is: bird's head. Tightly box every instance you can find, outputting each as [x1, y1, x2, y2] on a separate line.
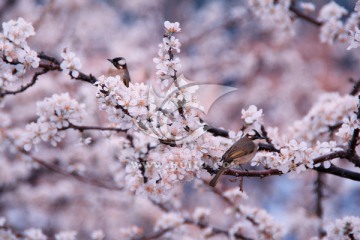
[108, 57, 127, 69]
[246, 130, 265, 141]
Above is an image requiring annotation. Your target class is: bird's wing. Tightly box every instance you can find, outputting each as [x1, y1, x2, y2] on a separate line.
[222, 139, 255, 163]
[124, 69, 131, 81]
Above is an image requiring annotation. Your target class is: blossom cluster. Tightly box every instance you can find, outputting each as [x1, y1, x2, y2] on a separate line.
[95, 75, 149, 130]
[103, 78, 263, 202]
[0, 218, 105, 240]
[153, 21, 181, 89]
[1, 5, 360, 239]
[22, 93, 86, 151]
[111, 131, 206, 201]
[96, 74, 205, 143]
[110, 102, 262, 202]
[325, 216, 360, 239]
[0, 18, 40, 89]
[336, 113, 360, 143]
[289, 93, 358, 144]
[300, 2, 315, 13]
[96, 21, 205, 145]
[154, 212, 184, 232]
[241, 104, 263, 127]
[347, 1, 360, 49]
[233, 206, 285, 240]
[318, 1, 360, 48]
[248, 0, 294, 41]
[60, 48, 83, 78]
[253, 138, 343, 174]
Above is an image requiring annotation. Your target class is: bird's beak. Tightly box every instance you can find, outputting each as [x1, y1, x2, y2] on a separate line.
[107, 59, 113, 63]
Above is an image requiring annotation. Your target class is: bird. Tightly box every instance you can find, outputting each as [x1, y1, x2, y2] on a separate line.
[107, 57, 131, 87]
[209, 130, 265, 187]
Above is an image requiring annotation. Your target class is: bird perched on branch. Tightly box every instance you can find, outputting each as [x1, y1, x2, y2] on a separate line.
[209, 130, 265, 187]
[107, 57, 131, 87]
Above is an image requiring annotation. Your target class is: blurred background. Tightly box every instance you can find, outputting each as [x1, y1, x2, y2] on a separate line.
[1, 0, 360, 239]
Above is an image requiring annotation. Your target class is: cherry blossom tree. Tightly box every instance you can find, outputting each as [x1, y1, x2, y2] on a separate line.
[1, 0, 360, 239]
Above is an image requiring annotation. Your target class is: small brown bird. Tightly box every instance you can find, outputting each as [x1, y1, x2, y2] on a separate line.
[209, 130, 265, 187]
[107, 57, 131, 87]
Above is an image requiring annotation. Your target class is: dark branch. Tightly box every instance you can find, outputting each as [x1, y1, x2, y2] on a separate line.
[62, 122, 127, 133]
[349, 78, 360, 96]
[204, 125, 229, 138]
[219, 151, 360, 182]
[258, 142, 280, 153]
[0, 68, 49, 97]
[17, 147, 123, 191]
[260, 125, 273, 145]
[39, 53, 98, 84]
[346, 96, 360, 167]
[315, 164, 360, 181]
[289, 4, 322, 26]
[38, 52, 61, 65]
[314, 173, 326, 238]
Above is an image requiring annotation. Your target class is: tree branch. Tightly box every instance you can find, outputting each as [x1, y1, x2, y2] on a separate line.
[0, 68, 49, 97]
[349, 78, 360, 96]
[39, 53, 98, 84]
[219, 151, 360, 182]
[289, 4, 322, 26]
[203, 125, 229, 138]
[314, 164, 360, 181]
[314, 173, 326, 238]
[17, 148, 122, 191]
[345, 95, 360, 167]
[62, 122, 127, 133]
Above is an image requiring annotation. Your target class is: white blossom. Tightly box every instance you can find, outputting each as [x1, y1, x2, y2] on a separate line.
[240, 206, 285, 239]
[0, 229, 17, 240]
[164, 21, 181, 34]
[0, 217, 5, 227]
[163, 36, 181, 53]
[224, 188, 249, 202]
[55, 231, 77, 240]
[300, 2, 316, 13]
[336, 114, 360, 143]
[24, 228, 47, 240]
[22, 93, 86, 151]
[119, 226, 143, 239]
[325, 216, 360, 239]
[248, 0, 295, 41]
[60, 48, 82, 78]
[0, 18, 39, 89]
[192, 207, 211, 224]
[154, 212, 184, 231]
[347, 27, 360, 50]
[318, 1, 348, 22]
[241, 105, 263, 125]
[319, 19, 344, 44]
[90, 230, 105, 240]
[2, 17, 35, 45]
[229, 222, 246, 240]
[356, 1, 360, 12]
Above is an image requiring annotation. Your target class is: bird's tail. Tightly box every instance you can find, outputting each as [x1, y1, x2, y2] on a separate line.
[209, 167, 226, 187]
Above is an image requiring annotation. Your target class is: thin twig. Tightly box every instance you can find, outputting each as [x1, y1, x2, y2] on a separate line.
[289, 4, 322, 26]
[221, 151, 360, 181]
[346, 96, 360, 167]
[16, 146, 122, 191]
[62, 122, 127, 133]
[0, 68, 49, 97]
[349, 78, 360, 96]
[315, 173, 326, 238]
